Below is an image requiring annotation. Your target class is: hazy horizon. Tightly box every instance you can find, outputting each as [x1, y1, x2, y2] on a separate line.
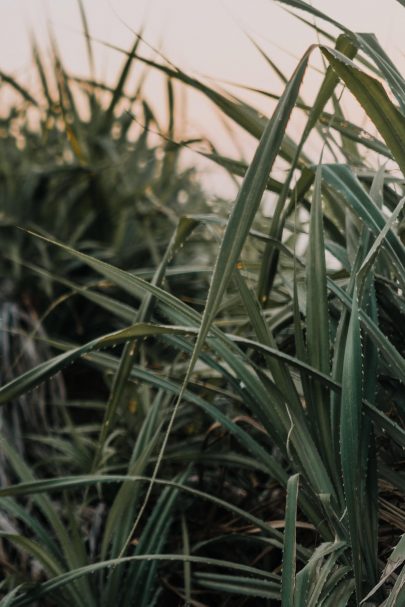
[2, 0, 404, 196]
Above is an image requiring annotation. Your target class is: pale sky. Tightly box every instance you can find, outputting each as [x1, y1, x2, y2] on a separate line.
[3, 1, 404, 77]
[1, 0, 404, 196]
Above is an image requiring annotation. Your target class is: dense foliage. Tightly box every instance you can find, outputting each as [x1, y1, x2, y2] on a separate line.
[1, 1, 405, 605]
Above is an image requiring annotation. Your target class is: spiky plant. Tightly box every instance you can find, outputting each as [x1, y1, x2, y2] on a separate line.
[1, 1, 405, 606]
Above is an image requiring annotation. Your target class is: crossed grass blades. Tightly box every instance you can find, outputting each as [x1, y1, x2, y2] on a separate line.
[1, 0, 405, 605]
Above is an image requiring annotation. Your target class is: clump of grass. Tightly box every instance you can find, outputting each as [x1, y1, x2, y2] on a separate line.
[0, 8, 211, 496]
[1, 1, 405, 605]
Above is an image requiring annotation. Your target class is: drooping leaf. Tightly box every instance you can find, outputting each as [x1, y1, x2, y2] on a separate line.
[321, 47, 405, 175]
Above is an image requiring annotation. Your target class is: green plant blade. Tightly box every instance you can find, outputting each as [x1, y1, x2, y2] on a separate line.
[0, 475, 288, 548]
[356, 33, 405, 111]
[6, 554, 279, 607]
[360, 534, 405, 604]
[357, 195, 405, 292]
[194, 572, 280, 599]
[94, 215, 199, 469]
[115, 46, 313, 557]
[306, 165, 333, 464]
[0, 323, 195, 405]
[339, 286, 363, 600]
[321, 47, 405, 175]
[322, 165, 405, 288]
[281, 474, 299, 606]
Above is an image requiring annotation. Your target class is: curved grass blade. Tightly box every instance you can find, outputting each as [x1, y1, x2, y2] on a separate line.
[258, 33, 358, 304]
[0, 323, 195, 405]
[319, 112, 392, 158]
[321, 47, 405, 175]
[356, 33, 405, 112]
[7, 554, 280, 607]
[0, 475, 289, 548]
[6, 235, 315, 477]
[189, 48, 311, 338]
